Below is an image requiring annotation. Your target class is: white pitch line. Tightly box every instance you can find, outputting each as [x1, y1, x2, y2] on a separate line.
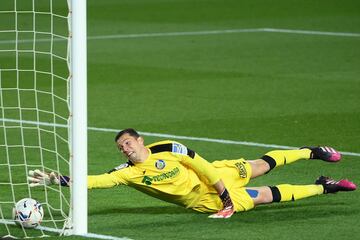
[262, 28, 360, 37]
[89, 28, 360, 40]
[0, 28, 264, 44]
[88, 28, 265, 40]
[0, 219, 132, 240]
[1, 118, 360, 157]
[0, 28, 360, 45]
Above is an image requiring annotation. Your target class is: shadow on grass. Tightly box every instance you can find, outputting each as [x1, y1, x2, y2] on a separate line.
[89, 205, 193, 216]
[89, 199, 356, 221]
[236, 201, 356, 224]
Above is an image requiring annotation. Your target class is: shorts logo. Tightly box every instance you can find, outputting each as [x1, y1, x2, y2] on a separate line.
[235, 162, 247, 178]
[155, 160, 166, 170]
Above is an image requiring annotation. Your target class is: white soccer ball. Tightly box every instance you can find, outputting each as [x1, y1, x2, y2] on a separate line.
[13, 198, 44, 228]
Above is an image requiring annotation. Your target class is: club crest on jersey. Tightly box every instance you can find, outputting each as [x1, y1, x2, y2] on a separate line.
[155, 160, 166, 170]
[172, 143, 188, 155]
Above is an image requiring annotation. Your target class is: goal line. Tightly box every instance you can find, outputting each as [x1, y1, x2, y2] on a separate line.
[0, 219, 131, 240]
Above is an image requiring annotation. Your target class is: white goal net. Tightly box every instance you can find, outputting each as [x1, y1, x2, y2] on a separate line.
[0, 0, 80, 238]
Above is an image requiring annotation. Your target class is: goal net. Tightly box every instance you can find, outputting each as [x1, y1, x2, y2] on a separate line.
[0, 0, 87, 238]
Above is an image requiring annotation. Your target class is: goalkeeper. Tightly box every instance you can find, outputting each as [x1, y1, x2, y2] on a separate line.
[28, 128, 356, 218]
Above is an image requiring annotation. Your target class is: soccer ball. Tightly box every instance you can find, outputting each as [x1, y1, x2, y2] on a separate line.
[13, 198, 44, 228]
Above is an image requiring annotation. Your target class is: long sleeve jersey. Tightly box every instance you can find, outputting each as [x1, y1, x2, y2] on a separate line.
[87, 140, 221, 209]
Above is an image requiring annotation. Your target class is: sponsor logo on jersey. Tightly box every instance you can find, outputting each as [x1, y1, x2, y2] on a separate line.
[155, 160, 166, 170]
[172, 143, 188, 155]
[142, 167, 180, 185]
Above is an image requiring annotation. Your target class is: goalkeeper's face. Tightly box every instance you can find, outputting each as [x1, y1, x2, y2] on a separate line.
[116, 133, 147, 163]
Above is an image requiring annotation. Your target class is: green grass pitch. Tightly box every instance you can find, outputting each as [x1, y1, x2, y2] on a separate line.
[1, 0, 360, 239]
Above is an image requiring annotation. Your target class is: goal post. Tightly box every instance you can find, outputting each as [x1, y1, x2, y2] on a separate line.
[0, 0, 88, 237]
[70, 0, 88, 236]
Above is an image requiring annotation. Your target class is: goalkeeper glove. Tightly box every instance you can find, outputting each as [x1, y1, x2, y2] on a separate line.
[28, 169, 70, 187]
[208, 188, 235, 219]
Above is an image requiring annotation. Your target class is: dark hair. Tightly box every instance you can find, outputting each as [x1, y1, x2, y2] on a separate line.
[114, 128, 140, 142]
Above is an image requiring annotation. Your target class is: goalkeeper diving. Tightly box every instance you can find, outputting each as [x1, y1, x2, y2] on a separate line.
[28, 128, 357, 218]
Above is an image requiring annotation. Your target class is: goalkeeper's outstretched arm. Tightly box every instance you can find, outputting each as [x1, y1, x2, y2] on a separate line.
[28, 169, 123, 189]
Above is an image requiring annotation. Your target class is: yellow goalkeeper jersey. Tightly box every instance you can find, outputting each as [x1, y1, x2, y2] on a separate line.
[87, 140, 222, 207]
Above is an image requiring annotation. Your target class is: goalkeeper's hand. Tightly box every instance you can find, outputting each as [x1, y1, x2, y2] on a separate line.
[28, 169, 69, 187]
[208, 188, 235, 219]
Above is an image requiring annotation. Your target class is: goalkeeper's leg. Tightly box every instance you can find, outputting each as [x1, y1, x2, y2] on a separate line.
[248, 146, 341, 178]
[245, 176, 356, 206]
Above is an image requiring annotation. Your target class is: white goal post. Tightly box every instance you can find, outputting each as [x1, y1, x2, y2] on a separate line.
[0, 0, 87, 237]
[70, 0, 88, 236]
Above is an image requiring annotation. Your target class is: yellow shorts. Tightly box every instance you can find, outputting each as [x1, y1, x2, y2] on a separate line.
[192, 159, 255, 213]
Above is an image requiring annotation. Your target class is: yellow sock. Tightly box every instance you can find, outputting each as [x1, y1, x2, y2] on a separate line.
[270, 184, 324, 202]
[261, 149, 312, 171]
